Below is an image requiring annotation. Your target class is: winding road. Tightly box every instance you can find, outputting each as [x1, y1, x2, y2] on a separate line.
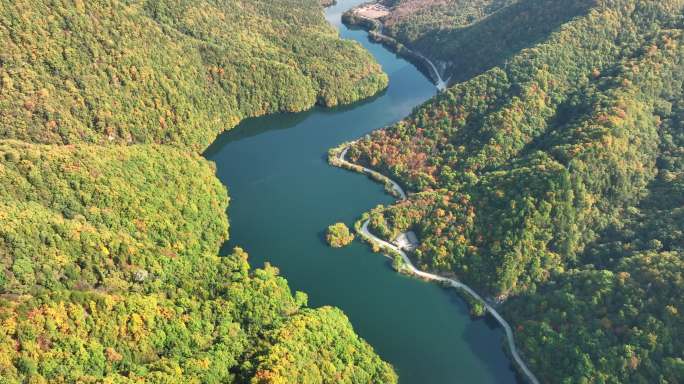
[348, 13, 449, 90]
[413, 50, 450, 91]
[336, 145, 540, 384]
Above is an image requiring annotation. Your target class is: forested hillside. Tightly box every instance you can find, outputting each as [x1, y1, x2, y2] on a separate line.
[0, 0, 397, 382]
[347, 0, 597, 82]
[0, 141, 228, 294]
[503, 89, 684, 383]
[0, 0, 388, 150]
[0, 140, 396, 383]
[379, 0, 516, 52]
[347, 0, 684, 381]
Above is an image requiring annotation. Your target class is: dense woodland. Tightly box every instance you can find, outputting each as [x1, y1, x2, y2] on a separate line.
[0, 0, 388, 150]
[348, 0, 684, 381]
[380, 0, 516, 53]
[3, 0, 683, 382]
[354, 0, 598, 82]
[0, 0, 396, 382]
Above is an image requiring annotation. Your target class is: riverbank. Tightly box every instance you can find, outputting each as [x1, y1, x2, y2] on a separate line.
[341, 5, 449, 90]
[331, 143, 540, 384]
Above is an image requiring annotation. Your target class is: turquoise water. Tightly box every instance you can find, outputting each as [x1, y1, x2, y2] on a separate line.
[205, 1, 521, 382]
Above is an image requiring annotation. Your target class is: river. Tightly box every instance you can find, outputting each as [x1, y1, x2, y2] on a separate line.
[204, 0, 522, 382]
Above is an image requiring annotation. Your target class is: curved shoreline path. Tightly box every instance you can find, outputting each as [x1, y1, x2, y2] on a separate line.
[337, 145, 540, 384]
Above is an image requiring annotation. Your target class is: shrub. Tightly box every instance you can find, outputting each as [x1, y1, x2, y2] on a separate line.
[326, 223, 355, 248]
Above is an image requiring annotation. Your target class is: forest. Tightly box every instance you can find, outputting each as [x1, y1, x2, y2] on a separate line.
[379, 0, 516, 56]
[0, 0, 396, 382]
[347, 0, 684, 381]
[0, 0, 388, 151]
[349, 0, 597, 82]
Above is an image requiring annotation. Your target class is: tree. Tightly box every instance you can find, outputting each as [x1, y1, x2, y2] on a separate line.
[326, 223, 355, 248]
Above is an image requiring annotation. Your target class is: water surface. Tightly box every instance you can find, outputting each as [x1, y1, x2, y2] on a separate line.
[205, 1, 521, 382]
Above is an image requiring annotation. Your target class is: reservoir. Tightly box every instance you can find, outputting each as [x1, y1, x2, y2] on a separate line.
[205, 1, 521, 382]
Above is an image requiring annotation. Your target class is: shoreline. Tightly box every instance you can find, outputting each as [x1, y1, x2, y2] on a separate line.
[341, 9, 450, 90]
[330, 142, 540, 384]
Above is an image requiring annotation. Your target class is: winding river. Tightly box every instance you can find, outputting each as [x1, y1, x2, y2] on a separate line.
[204, 1, 523, 382]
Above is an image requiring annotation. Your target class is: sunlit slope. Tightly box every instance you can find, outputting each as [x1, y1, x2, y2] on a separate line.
[0, 0, 388, 150]
[348, 0, 684, 381]
[0, 140, 397, 383]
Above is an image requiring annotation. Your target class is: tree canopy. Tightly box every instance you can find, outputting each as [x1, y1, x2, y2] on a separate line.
[348, 0, 684, 380]
[0, 0, 396, 382]
[326, 223, 355, 248]
[0, 0, 388, 151]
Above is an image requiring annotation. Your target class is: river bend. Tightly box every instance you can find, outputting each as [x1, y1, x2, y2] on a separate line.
[204, 1, 523, 382]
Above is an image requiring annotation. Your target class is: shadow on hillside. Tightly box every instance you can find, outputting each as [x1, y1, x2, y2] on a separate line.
[420, 0, 595, 84]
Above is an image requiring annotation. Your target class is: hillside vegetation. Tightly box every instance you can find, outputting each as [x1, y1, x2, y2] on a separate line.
[351, 0, 598, 82]
[0, 0, 397, 382]
[0, 141, 229, 294]
[0, 143, 399, 381]
[380, 0, 516, 48]
[0, 139, 397, 383]
[0, 0, 388, 150]
[347, 0, 684, 381]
